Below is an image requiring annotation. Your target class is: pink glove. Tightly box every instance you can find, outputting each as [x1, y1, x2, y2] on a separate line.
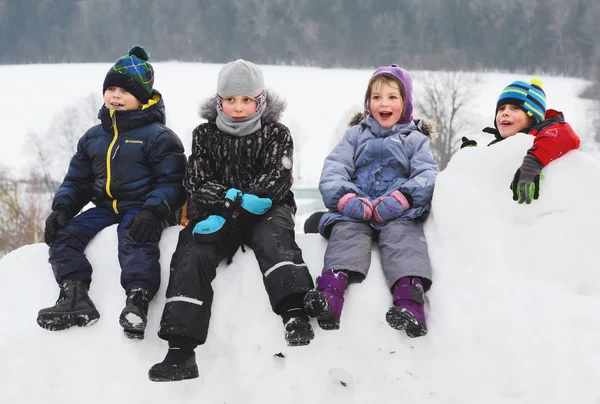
[372, 190, 411, 223]
[337, 193, 373, 221]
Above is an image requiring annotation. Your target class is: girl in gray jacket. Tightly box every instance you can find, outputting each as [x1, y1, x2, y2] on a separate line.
[304, 65, 438, 338]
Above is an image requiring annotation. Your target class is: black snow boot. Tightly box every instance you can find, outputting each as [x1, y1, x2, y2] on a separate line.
[278, 293, 315, 346]
[303, 211, 326, 234]
[119, 287, 151, 340]
[37, 280, 100, 331]
[148, 347, 199, 382]
[284, 315, 315, 346]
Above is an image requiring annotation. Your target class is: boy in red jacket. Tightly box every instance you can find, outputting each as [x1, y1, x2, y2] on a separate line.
[462, 78, 580, 204]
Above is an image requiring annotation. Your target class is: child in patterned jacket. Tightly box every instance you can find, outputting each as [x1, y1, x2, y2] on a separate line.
[149, 59, 315, 382]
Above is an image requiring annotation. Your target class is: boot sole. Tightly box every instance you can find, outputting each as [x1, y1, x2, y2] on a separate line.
[304, 290, 340, 330]
[286, 327, 315, 347]
[37, 309, 100, 331]
[119, 310, 147, 332]
[385, 307, 427, 338]
[148, 365, 199, 382]
[123, 329, 145, 340]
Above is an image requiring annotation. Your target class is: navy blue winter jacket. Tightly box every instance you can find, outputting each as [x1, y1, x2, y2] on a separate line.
[52, 91, 187, 219]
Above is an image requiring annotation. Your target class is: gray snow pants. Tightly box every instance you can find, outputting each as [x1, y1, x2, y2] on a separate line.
[323, 220, 432, 291]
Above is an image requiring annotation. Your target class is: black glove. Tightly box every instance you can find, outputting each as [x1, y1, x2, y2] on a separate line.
[125, 209, 161, 243]
[482, 127, 500, 136]
[510, 154, 544, 204]
[460, 136, 477, 149]
[44, 209, 72, 246]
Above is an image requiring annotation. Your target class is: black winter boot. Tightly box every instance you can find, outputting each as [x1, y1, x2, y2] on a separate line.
[119, 287, 151, 340]
[148, 347, 199, 382]
[278, 293, 315, 346]
[283, 315, 315, 346]
[37, 280, 100, 331]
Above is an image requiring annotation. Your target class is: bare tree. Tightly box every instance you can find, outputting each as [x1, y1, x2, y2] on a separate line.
[0, 93, 100, 255]
[26, 92, 99, 193]
[415, 72, 481, 170]
[0, 168, 48, 255]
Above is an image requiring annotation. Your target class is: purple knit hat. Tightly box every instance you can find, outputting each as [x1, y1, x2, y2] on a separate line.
[371, 64, 414, 124]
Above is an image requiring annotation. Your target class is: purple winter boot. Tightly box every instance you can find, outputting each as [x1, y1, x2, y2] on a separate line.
[303, 268, 349, 330]
[386, 277, 427, 338]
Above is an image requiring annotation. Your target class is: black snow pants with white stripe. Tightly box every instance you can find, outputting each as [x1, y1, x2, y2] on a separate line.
[158, 203, 314, 344]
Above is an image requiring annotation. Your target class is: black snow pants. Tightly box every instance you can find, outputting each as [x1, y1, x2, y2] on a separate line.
[157, 203, 314, 344]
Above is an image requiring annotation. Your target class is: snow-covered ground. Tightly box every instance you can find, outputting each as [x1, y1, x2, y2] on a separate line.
[1, 134, 599, 403]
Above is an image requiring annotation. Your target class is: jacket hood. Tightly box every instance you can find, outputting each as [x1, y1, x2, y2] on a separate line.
[348, 111, 437, 142]
[199, 89, 286, 125]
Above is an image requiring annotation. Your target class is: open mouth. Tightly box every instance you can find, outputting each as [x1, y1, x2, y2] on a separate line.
[111, 102, 125, 108]
[500, 120, 512, 126]
[379, 112, 393, 119]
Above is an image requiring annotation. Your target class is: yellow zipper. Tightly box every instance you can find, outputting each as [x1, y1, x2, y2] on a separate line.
[106, 110, 119, 213]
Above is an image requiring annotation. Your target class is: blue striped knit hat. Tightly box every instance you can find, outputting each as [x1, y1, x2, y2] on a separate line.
[496, 78, 547, 124]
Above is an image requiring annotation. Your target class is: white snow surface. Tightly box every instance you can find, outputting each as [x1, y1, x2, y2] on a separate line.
[1, 134, 600, 403]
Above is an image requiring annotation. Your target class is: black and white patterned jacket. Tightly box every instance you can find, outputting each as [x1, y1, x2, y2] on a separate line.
[184, 91, 296, 218]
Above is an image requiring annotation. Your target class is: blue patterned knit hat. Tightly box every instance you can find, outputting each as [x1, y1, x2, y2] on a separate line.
[496, 78, 547, 124]
[103, 45, 154, 103]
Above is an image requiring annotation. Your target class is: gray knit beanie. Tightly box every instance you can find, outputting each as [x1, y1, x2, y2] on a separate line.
[217, 59, 265, 98]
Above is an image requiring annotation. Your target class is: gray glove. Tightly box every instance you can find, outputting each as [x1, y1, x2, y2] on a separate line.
[510, 154, 544, 204]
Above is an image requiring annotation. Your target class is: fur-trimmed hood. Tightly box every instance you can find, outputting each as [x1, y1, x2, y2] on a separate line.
[199, 89, 286, 125]
[348, 111, 438, 142]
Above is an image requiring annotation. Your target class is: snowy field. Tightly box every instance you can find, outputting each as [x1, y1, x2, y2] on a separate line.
[1, 134, 599, 403]
[0, 62, 599, 403]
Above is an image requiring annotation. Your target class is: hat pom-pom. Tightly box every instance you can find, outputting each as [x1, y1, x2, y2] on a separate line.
[529, 77, 543, 89]
[128, 45, 150, 61]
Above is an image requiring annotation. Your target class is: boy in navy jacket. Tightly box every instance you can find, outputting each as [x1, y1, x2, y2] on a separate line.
[37, 46, 186, 340]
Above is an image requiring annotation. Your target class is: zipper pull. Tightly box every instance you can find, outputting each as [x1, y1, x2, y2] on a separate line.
[112, 144, 120, 159]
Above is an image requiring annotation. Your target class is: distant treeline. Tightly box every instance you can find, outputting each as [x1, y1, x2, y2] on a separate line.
[1, 0, 599, 78]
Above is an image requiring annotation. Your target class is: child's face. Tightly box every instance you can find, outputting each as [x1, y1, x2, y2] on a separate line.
[496, 104, 535, 138]
[104, 86, 143, 110]
[369, 80, 404, 128]
[221, 95, 258, 120]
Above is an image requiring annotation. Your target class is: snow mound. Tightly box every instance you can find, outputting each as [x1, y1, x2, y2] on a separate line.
[1, 134, 600, 403]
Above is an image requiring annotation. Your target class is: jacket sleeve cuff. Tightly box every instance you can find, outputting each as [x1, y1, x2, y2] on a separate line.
[392, 190, 412, 209]
[143, 201, 172, 219]
[527, 148, 550, 167]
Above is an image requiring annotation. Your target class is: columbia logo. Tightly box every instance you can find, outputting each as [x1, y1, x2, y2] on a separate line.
[125, 140, 143, 144]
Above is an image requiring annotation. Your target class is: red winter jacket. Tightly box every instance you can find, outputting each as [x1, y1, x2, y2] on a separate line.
[525, 109, 580, 166]
[487, 109, 580, 166]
